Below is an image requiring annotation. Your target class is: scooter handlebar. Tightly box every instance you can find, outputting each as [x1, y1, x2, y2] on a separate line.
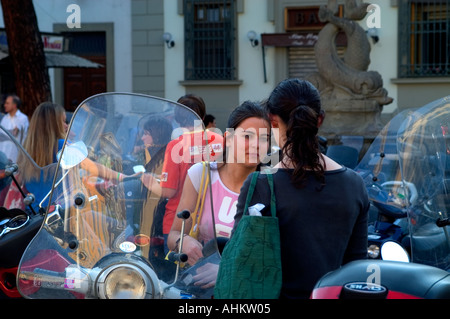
[166, 251, 188, 263]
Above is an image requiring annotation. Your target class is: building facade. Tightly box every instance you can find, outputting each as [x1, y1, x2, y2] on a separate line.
[0, 0, 447, 132]
[141, 0, 450, 130]
[0, 0, 132, 112]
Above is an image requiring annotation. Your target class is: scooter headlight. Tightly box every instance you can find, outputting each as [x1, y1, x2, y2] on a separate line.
[98, 264, 146, 299]
[368, 244, 380, 259]
[380, 241, 410, 263]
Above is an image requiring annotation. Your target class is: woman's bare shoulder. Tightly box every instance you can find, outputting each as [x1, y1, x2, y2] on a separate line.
[322, 155, 344, 171]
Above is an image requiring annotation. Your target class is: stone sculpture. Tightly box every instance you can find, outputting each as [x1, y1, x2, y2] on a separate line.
[306, 0, 393, 137]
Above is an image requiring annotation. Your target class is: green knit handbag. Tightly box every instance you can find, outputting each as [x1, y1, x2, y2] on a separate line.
[214, 171, 282, 299]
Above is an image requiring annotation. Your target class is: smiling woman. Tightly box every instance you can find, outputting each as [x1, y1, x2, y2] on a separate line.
[168, 101, 271, 272]
[227, 122, 271, 165]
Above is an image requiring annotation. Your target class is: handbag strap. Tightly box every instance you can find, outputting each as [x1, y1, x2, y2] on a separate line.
[243, 172, 259, 216]
[266, 172, 276, 218]
[243, 171, 276, 218]
[189, 161, 209, 238]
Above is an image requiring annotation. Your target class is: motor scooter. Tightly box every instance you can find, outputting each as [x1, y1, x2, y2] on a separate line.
[312, 95, 450, 299]
[0, 127, 59, 298]
[15, 93, 222, 299]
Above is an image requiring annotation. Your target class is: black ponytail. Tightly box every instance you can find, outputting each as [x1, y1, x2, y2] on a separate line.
[285, 105, 324, 188]
[267, 78, 325, 188]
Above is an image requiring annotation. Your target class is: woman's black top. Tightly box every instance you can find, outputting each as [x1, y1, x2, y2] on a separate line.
[234, 167, 369, 299]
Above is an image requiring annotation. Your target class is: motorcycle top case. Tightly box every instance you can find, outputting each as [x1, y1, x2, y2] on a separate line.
[311, 260, 450, 299]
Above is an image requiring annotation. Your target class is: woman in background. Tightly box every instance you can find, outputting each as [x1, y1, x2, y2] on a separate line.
[16, 102, 67, 210]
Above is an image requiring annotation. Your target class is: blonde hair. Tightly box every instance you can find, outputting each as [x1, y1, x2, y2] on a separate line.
[17, 102, 67, 182]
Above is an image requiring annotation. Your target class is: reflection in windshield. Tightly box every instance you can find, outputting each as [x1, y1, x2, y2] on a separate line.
[17, 93, 220, 299]
[356, 96, 450, 271]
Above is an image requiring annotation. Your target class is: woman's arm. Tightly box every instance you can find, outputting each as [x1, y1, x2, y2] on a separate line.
[140, 173, 162, 196]
[168, 174, 204, 265]
[80, 157, 123, 182]
[80, 157, 142, 182]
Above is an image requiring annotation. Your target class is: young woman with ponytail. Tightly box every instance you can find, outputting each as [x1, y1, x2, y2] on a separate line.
[233, 78, 369, 299]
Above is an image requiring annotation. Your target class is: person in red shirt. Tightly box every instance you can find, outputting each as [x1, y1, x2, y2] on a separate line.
[159, 94, 223, 254]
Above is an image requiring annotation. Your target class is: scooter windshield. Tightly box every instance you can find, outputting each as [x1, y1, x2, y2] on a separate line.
[17, 93, 222, 299]
[396, 96, 450, 270]
[356, 96, 450, 270]
[355, 111, 414, 220]
[0, 125, 59, 271]
[0, 125, 60, 214]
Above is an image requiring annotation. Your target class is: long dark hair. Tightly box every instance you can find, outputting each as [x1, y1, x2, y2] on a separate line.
[142, 116, 172, 167]
[266, 78, 325, 188]
[143, 116, 172, 146]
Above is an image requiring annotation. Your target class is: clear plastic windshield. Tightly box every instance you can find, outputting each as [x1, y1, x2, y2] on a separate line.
[0, 125, 59, 269]
[396, 97, 450, 270]
[17, 93, 221, 299]
[0, 125, 62, 214]
[355, 111, 413, 221]
[355, 96, 450, 270]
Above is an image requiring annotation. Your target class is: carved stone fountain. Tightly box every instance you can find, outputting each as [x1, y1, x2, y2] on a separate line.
[305, 0, 393, 139]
